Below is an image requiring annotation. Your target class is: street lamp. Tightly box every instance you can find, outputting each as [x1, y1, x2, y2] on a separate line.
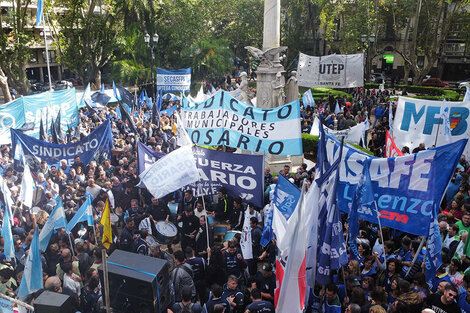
[362, 34, 376, 81]
[145, 32, 159, 104]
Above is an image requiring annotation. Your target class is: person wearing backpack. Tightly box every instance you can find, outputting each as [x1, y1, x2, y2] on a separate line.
[171, 250, 197, 302]
[169, 286, 202, 313]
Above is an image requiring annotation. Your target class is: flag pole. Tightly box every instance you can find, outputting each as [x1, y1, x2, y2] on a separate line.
[42, 14, 53, 91]
[405, 236, 426, 277]
[373, 201, 387, 270]
[67, 233, 75, 257]
[93, 224, 98, 246]
[198, 181, 210, 265]
[434, 117, 441, 147]
[102, 249, 111, 313]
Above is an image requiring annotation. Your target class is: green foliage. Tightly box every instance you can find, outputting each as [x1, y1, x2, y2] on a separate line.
[186, 38, 234, 82]
[310, 88, 353, 100]
[302, 133, 373, 156]
[364, 83, 460, 100]
[110, 60, 150, 86]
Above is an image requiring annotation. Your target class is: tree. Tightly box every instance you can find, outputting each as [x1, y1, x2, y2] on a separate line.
[51, 0, 122, 87]
[0, 0, 34, 98]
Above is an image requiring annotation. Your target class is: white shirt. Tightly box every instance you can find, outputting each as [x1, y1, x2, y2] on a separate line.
[63, 274, 81, 296]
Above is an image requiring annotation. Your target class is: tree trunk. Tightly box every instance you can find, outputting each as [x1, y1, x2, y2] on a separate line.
[94, 69, 101, 90]
[0, 69, 12, 103]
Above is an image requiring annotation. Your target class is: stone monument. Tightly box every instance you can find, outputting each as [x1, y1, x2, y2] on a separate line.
[285, 71, 299, 104]
[237, 71, 253, 105]
[245, 0, 286, 109]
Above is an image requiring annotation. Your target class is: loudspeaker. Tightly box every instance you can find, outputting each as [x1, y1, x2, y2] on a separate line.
[98, 249, 170, 313]
[34, 291, 75, 313]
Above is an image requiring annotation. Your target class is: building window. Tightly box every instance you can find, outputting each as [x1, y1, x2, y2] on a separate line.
[42, 50, 57, 63]
[29, 50, 39, 64]
[443, 43, 466, 56]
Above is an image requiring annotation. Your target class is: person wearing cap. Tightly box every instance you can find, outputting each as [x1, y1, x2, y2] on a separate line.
[253, 263, 275, 302]
[213, 188, 232, 222]
[244, 288, 274, 313]
[120, 216, 136, 252]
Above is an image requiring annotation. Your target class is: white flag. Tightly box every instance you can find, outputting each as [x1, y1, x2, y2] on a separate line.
[20, 163, 34, 208]
[463, 86, 470, 102]
[240, 225, 253, 260]
[139, 145, 200, 199]
[440, 98, 451, 143]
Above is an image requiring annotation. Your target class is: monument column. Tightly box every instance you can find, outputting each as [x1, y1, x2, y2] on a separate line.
[255, 0, 284, 109]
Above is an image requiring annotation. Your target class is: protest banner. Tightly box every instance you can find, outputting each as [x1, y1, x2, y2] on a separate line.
[137, 141, 165, 175]
[157, 68, 191, 92]
[392, 96, 470, 156]
[0, 89, 79, 144]
[181, 90, 302, 155]
[325, 134, 467, 236]
[187, 146, 264, 207]
[311, 116, 365, 145]
[0, 98, 26, 145]
[11, 119, 114, 167]
[139, 145, 200, 199]
[297, 53, 364, 88]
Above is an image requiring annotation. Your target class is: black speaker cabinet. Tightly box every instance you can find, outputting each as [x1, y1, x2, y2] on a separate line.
[34, 291, 75, 313]
[98, 249, 170, 313]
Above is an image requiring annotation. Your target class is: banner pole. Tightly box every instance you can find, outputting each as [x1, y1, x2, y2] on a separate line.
[373, 201, 387, 270]
[67, 233, 75, 257]
[405, 236, 426, 277]
[434, 117, 441, 147]
[102, 249, 111, 313]
[93, 224, 98, 246]
[42, 14, 53, 91]
[198, 182, 210, 265]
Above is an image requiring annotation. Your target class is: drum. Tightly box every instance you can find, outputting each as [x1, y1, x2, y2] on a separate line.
[110, 213, 119, 225]
[155, 221, 178, 245]
[145, 234, 158, 246]
[224, 230, 241, 242]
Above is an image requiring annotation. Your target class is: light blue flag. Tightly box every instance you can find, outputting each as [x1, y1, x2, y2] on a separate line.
[137, 90, 146, 107]
[334, 101, 341, 114]
[36, 0, 43, 26]
[65, 195, 94, 234]
[19, 162, 35, 208]
[463, 86, 470, 102]
[18, 226, 43, 297]
[2, 207, 14, 261]
[101, 83, 105, 93]
[113, 81, 121, 101]
[38, 198, 67, 251]
[425, 217, 442, 289]
[79, 83, 91, 109]
[302, 89, 315, 107]
[0, 175, 14, 226]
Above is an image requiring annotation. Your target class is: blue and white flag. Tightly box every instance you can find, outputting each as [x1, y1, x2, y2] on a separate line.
[302, 89, 315, 107]
[137, 90, 146, 107]
[137, 141, 165, 175]
[348, 158, 374, 260]
[101, 83, 105, 93]
[463, 86, 470, 102]
[0, 98, 26, 145]
[440, 98, 451, 143]
[79, 83, 92, 109]
[161, 105, 178, 117]
[425, 217, 442, 289]
[38, 198, 67, 251]
[0, 175, 14, 226]
[113, 81, 121, 101]
[2, 206, 14, 261]
[139, 145, 200, 199]
[260, 203, 274, 247]
[18, 226, 43, 297]
[36, 0, 43, 26]
[19, 163, 35, 208]
[65, 195, 94, 234]
[272, 175, 302, 257]
[334, 101, 341, 114]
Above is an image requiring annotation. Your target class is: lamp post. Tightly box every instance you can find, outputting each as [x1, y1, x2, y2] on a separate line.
[145, 32, 159, 104]
[361, 34, 376, 82]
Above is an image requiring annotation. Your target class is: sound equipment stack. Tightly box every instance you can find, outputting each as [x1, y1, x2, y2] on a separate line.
[34, 291, 75, 313]
[98, 249, 171, 313]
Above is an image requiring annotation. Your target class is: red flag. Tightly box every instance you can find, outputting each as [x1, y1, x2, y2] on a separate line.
[385, 130, 404, 158]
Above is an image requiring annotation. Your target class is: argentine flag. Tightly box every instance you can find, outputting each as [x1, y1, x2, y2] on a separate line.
[65, 195, 94, 234]
[18, 226, 43, 297]
[39, 197, 67, 251]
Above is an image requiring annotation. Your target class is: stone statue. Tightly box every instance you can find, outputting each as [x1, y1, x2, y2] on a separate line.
[245, 46, 288, 68]
[238, 72, 253, 105]
[285, 71, 299, 104]
[271, 72, 285, 107]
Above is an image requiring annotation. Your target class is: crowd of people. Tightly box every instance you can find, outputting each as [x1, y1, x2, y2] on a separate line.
[0, 85, 468, 313]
